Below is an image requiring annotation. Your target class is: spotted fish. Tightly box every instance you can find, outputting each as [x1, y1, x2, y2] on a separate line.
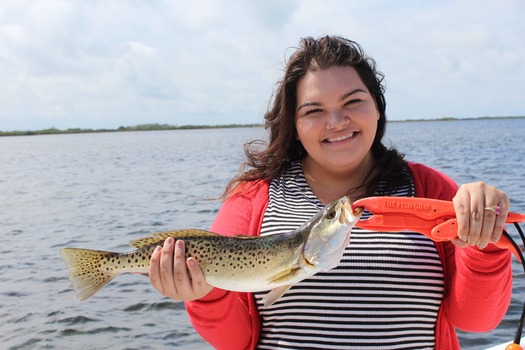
[60, 196, 362, 306]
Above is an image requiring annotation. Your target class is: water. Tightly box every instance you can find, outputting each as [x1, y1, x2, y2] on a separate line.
[0, 119, 523, 349]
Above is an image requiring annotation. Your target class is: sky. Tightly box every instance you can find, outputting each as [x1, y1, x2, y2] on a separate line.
[0, 0, 524, 131]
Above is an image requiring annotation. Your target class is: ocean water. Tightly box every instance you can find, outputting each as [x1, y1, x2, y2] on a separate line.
[0, 118, 523, 349]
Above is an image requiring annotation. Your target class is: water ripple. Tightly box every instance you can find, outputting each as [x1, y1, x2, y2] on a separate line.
[57, 315, 100, 325]
[1, 124, 522, 349]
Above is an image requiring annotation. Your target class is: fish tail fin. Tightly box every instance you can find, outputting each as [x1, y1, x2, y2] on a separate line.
[60, 247, 121, 301]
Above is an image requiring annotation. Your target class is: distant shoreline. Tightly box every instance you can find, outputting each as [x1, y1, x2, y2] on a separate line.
[1, 116, 523, 137]
[0, 123, 261, 137]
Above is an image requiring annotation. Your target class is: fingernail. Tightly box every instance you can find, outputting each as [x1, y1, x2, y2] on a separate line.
[188, 258, 195, 267]
[174, 240, 185, 259]
[165, 237, 174, 245]
[154, 246, 161, 254]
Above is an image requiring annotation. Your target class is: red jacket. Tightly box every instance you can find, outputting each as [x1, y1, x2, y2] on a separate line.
[185, 162, 512, 350]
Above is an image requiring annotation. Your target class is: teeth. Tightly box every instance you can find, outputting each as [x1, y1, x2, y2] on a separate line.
[326, 132, 354, 143]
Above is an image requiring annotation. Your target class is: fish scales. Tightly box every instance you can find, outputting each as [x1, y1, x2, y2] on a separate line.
[60, 196, 361, 306]
[184, 230, 310, 286]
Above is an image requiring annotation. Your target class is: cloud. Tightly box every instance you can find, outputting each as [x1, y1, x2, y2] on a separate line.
[0, 0, 523, 131]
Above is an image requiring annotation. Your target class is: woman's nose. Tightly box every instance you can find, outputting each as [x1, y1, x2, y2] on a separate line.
[326, 110, 350, 130]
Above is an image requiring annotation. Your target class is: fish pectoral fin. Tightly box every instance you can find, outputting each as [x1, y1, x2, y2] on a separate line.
[267, 266, 301, 284]
[261, 285, 292, 308]
[260, 267, 301, 307]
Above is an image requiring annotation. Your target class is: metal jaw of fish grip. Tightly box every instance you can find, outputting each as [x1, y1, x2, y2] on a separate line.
[352, 196, 525, 262]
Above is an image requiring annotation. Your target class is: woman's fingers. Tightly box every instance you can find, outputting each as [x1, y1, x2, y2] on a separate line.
[149, 245, 164, 293]
[148, 238, 213, 300]
[453, 182, 510, 250]
[490, 198, 510, 242]
[187, 257, 214, 297]
[453, 186, 473, 244]
[171, 240, 193, 296]
[158, 237, 178, 296]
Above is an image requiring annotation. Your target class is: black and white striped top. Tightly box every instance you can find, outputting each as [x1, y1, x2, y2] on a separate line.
[254, 161, 444, 350]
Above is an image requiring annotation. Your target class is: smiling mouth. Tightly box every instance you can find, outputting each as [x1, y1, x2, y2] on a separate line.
[324, 132, 357, 143]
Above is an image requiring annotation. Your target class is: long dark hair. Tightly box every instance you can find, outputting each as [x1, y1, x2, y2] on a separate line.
[223, 35, 408, 198]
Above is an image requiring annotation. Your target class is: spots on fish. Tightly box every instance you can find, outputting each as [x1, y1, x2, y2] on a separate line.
[62, 219, 321, 302]
[66, 248, 152, 273]
[123, 249, 151, 269]
[175, 237, 279, 275]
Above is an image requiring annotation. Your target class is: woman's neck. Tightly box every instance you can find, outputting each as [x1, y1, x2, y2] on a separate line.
[302, 155, 376, 205]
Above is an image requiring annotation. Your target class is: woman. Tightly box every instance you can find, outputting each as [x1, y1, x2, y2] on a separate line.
[149, 36, 512, 349]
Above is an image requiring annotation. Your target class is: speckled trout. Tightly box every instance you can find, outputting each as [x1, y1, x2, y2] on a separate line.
[60, 196, 362, 306]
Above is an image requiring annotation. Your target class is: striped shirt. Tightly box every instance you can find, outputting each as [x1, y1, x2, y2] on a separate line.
[254, 161, 444, 350]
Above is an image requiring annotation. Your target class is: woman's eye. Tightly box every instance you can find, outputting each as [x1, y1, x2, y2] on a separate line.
[344, 99, 362, 106]
[304, 108, 322, 116]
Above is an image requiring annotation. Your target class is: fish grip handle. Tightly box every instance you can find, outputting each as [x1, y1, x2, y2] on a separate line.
[432, 219, 523, 262]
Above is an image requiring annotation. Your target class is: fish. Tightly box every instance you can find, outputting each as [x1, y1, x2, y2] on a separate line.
[60, 195, 362, 307]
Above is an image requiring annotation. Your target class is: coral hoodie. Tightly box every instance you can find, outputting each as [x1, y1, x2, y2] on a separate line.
[185, 162, 512, 350]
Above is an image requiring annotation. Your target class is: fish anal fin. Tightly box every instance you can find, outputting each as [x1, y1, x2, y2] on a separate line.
[262, 285, 292, 307]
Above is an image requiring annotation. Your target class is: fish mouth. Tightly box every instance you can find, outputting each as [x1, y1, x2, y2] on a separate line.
[338, 196, 362, 224]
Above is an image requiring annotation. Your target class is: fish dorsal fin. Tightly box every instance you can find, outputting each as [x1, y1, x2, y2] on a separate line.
[129, 229, 219, 248]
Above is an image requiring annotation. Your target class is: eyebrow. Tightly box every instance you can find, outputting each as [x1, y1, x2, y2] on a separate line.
[296, 88, 367, 113]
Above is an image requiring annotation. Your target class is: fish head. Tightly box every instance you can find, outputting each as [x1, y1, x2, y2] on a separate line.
[302, 196, 362, 270]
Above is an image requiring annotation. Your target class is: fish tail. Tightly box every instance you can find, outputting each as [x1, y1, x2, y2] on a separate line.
[60, 247, 121, 301]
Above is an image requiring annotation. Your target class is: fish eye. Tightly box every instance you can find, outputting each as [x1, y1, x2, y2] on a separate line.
[326, 210, 336, 219]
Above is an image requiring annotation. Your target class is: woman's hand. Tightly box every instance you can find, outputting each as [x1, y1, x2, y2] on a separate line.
[149, 237, 214, 300]
[451, 182, 510, 250]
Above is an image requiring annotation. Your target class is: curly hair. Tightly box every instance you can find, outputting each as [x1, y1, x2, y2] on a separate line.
[223, 35, 409, 198]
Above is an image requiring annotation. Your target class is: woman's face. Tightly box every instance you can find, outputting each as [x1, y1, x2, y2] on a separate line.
[295, 65, 379, 176]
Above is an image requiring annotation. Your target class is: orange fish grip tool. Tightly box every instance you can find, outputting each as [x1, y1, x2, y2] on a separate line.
[352, 196, 525, 262]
